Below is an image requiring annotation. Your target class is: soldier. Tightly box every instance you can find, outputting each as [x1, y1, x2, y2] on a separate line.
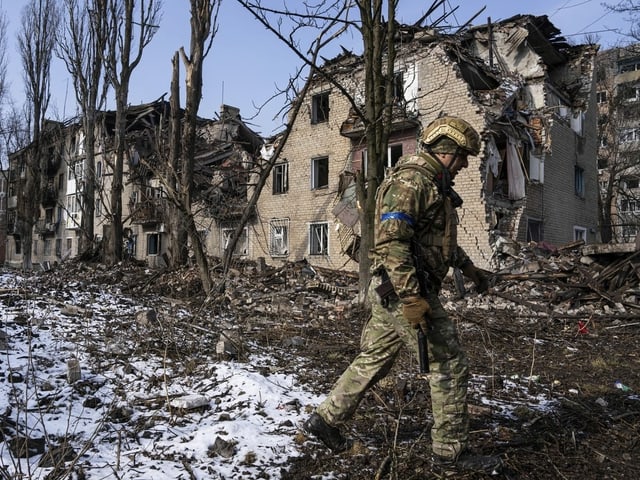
[303, 116, 501, 471]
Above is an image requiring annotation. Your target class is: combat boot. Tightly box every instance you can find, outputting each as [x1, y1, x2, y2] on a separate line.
[303, 412, 349, 452]
[433, 450, 502, 473]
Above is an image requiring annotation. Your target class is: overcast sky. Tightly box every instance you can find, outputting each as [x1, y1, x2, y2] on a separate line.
[0, 0, 631, 137]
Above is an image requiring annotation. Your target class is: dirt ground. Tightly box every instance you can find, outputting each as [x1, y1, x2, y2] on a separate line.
[16, 246, 640, 480]
[232, 248, 640, 480]
[273, 279, 640, 479]
[277, 291, 640, 480]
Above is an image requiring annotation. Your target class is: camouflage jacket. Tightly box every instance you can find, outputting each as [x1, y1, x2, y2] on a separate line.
[369, 151, 471, 297]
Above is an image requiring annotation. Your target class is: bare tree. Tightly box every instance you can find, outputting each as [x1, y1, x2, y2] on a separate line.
[0, 7, 10, 167]
[605, 0, 640, 40]
[236, 0, 400, 296]
[0, 8, 7, 116]
[163, 0, 221, 293]
[57, 0, 110, 256]
[17, 0, 61, 270]
[103, 0, 162, 265]
[596, 44, 640, 243]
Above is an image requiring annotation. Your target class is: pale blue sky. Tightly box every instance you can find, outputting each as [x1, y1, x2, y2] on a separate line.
[1, 1, 631, 137]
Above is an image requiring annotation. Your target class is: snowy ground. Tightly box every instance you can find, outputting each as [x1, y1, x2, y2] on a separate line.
[0, 270, 321, 479]
[3, 254, 638, 479]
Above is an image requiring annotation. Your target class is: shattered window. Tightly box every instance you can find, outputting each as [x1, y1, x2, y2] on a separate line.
[574, 166, 585, 197]
[311, 156, 329, 189]
[311, 92, 330, 124]
[574, 226, 587, 242]
[147, 233, 161, 256]
[273, 162, 289, 194]
[309, 222, 328, 256]
[386, 144, 403, 169]
[221, 226, 248, 256]
[619, 60, 640, 73]
[270, 218, 289, 257]
[392, 71, 404, 103]
[620, 199, 638, 212]
[526, 219, 543, 242]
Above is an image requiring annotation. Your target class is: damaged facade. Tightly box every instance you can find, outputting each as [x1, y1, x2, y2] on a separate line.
[253, 14, 600, 271]
[4, 102, 263, 269]
[4, 15, 600, 273]
[596, 44, 640, 243]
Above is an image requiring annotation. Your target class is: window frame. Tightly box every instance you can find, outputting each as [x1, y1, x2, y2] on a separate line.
[147, 233, 161, 256]
[311, 91, 330, 124]
[269, 218, 290, 257]
[311, 156, 329, 190]
[596, 91, 607, 104]
[272, 162, 289, 194]
[221, 226, 248, 257]
[573, 226, 587, 242]
[574, 165, 585, 197]
[309, 222, 329, 256]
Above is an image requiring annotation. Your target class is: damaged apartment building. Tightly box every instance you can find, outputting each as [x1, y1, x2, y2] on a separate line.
[4, 101, 263, 269]
[596, 44, 640, 243]
[253, 14, 600, 271]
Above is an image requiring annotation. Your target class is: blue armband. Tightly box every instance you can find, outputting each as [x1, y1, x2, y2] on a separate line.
[380, 212, 415, 226]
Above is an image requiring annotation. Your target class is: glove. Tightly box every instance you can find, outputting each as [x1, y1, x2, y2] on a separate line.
[462, 263, 489, 293]
[401, 296, 431, 332]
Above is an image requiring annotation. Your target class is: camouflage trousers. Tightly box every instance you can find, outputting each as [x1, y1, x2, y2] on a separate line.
[316, 275, 469, 459]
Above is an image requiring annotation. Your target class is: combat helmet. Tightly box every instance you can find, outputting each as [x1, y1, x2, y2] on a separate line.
[421, 116, 481, 156]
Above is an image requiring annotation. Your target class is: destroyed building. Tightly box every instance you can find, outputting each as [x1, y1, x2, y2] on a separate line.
[252, 14, 600, 271]
[4, 15, 600, 273]
[595, 44, 640, 243]
[4, 101, 263, 269]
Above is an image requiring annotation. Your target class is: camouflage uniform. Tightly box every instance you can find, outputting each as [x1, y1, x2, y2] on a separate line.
[316, 150, 472, 459]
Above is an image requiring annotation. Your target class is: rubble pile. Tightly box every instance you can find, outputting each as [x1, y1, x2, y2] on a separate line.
[5, 240, 640, 480]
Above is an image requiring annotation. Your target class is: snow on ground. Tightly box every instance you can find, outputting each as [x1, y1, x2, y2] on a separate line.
[0, 271, 322, 479]
[0, 266, 592, 479]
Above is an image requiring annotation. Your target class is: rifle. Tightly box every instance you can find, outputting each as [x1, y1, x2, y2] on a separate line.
[411, 240, 430, 374]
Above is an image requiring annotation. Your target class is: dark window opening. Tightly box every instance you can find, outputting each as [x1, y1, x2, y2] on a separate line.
[310, 223, 328, 255]
[273, 162, 289, 194]
[312, 157, 329, 189]
[574, 166, 585, 197]
[311, 92, 330, 124]
[526, 219, 543, 242]
[147, 233, 161, 255]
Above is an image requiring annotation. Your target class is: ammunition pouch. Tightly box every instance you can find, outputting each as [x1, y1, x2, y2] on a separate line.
[374, 268, 398, 308]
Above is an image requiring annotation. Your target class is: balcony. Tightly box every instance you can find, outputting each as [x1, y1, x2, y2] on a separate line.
[41, 184, 58, 206]
[36, 219, 58, 236]
[129, 198, 166, 226]
[340, 103, 420, 138]
[208, 198, 255, 221]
